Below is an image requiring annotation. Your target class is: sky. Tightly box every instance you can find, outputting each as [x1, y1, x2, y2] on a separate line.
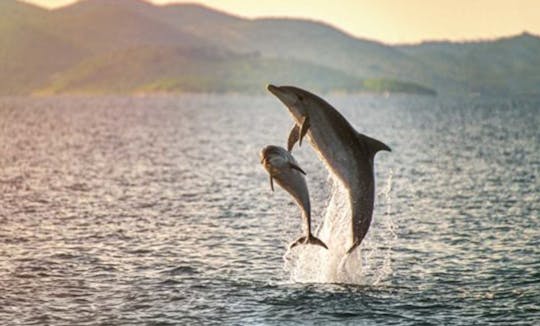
[22, 0, 540, 44]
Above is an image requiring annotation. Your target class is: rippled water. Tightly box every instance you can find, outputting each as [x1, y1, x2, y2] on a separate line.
[0, 94, 538, 325]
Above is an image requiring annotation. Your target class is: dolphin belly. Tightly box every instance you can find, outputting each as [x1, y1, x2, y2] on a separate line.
[273, 169, 311, 220]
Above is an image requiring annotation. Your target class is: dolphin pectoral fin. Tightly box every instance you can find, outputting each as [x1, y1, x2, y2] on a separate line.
[287, 124, 300, 152]
[358, 132, 391, 155]
[287, 116, 310, 149]
[299, 116, 310, 146]
[269, 175, 274, 192]
[288, 162, 306, 175]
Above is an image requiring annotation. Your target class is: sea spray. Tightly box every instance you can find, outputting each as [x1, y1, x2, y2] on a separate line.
[373, 169, 396, 285]
[284, 170, 395, 284]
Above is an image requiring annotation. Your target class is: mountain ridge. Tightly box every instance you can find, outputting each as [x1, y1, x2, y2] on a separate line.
[2, 0, 538, 96]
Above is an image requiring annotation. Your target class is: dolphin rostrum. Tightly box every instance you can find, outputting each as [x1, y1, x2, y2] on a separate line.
[260, 145, 328, 250]
[267, 85, 390, 254]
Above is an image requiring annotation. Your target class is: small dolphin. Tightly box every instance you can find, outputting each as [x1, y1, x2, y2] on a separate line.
[260, 145, 328, 250]
[267, 85, 390, 254]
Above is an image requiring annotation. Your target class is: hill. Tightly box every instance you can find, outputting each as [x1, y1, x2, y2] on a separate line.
[397, 32, 540, 95]
[0, 1, 87, 94]
[1, 0, 538, 96]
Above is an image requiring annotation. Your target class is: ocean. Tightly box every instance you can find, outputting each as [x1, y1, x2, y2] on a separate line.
[0, 94, 538, 325]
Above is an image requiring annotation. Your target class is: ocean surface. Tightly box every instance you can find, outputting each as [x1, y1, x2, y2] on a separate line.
[0, 94, 538, 325]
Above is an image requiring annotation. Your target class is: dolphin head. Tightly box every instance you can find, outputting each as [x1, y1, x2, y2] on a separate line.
[260, 145, 306, 175]
[267, 84, 318, 121]
[259, 145, 288, 165]
[259, 144, 308, 196]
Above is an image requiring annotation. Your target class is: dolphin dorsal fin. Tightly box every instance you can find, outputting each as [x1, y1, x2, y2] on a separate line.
[357, 132, 391, 156]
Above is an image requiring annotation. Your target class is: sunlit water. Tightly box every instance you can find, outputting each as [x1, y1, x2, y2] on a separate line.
[0, 94, 538, 325]
[283, 164, 396, 286]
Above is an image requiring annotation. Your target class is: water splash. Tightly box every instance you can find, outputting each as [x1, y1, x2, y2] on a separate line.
[283, 170, 396, 285]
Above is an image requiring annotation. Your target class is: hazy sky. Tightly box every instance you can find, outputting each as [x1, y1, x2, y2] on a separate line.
[23, 0, 540, 44]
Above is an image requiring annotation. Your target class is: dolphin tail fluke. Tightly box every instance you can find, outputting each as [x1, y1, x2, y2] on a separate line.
[288, 236, 305, 250]
[307, 234, 328, 249]
[289, 234, 328, 250]
[346, 240, 361, 255]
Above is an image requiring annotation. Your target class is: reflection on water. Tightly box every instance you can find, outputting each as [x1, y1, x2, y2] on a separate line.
[0, 94, 538, 324]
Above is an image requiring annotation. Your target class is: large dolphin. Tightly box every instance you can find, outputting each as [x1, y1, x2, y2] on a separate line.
[260, 145, 328, 250]
[267, 85, 390, 254]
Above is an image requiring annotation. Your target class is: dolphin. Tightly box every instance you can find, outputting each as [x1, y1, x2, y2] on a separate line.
[260, 145, 328, 250]
[267, 85, 390, 254]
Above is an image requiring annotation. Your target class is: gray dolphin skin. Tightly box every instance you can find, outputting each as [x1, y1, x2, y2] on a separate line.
[267, 85, 390, 254]
[260, 145, 328, 250]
